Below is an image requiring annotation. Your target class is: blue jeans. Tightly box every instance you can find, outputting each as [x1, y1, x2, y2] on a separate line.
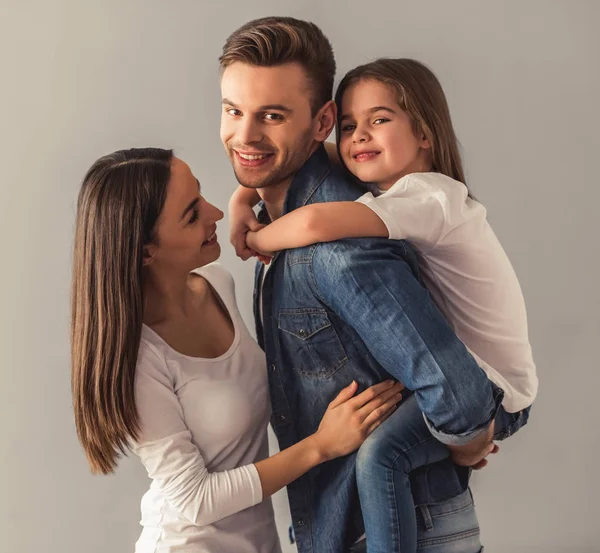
[348, 488, 483, 553]
[355, 393, 530, 553]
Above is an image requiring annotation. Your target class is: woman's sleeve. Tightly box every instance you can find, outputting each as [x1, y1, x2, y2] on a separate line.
[131, 347, 262, 526]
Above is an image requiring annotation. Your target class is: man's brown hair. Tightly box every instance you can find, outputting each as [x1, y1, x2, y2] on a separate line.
[220, 16, 335, 115]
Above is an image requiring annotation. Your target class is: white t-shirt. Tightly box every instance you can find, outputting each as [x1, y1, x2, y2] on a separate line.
[357, 172, 538, 413]
[131, 263, 281, 553]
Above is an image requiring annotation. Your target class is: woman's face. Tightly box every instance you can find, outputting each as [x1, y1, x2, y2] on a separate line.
[146, 157, 224, 273]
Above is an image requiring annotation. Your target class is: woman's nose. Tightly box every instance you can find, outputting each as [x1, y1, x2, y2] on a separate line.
[211, 204, 224, 223]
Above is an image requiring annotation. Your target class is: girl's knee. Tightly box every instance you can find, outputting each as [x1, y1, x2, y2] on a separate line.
[356, 430, 411, 478]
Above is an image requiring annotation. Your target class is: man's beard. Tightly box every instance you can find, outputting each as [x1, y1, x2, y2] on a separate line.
[231, 129, 315, 190]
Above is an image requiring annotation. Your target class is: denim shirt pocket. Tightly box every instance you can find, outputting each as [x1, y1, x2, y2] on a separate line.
[278, 308, 348, 379]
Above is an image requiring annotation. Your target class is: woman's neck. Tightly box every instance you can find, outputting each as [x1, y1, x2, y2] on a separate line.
[142, 267, 206, 327]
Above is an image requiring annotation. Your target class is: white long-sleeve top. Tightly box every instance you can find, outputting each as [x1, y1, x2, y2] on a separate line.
[357, 172, 538, 413]
[131, 263, 281, 553]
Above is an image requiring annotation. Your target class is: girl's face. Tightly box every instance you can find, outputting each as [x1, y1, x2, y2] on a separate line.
[145, 157, 224, 274]
[338, 79, 431, 190]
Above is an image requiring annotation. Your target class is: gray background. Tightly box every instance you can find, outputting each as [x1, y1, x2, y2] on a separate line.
[1, 1, 598, 552]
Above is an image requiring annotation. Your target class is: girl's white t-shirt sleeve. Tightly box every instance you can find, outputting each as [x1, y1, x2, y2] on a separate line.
[130, 345, 263, 527]
[356, 174, 462, 250]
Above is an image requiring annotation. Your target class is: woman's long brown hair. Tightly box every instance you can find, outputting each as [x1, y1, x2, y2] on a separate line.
[71, 147, 172, 474]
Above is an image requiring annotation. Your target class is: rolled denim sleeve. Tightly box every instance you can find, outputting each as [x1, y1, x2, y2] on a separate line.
[312, 239, 502, 445]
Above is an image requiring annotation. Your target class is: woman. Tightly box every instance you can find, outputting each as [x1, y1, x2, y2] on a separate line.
[70, 147, 403, 553]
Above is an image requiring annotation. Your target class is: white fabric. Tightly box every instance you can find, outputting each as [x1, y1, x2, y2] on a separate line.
[132, 263, 281, 553]
[357, 172, 538, 412]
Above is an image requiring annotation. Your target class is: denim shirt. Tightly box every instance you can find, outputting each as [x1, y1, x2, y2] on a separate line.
[253, 146, 477, 553]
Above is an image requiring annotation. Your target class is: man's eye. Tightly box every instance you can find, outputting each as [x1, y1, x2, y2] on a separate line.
[226, 108, 241, 116]
[264, 113, 284, 121]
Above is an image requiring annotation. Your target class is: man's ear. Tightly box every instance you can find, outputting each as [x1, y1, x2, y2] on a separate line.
[313, 100, 337, 142]
[142, 244, 157, 267]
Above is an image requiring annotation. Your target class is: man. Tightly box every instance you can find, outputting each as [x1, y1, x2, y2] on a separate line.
[219, 16, 499, 553]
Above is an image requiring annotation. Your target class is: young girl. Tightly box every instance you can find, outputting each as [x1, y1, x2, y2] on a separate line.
[70, 147, 403, 553]
[229, 59, 538, 553]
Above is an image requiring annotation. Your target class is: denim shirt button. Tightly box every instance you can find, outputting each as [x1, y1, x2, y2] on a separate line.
[279, 414, 287, 422]
[296, 518, 305, 526]
[271, 364, 276, 372]
[298, 329, 306, 337]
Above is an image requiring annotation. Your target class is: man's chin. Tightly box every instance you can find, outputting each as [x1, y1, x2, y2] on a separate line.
[233, 169, 279, 190]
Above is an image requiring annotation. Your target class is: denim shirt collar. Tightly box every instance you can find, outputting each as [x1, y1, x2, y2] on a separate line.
[257, 144, 331, 225]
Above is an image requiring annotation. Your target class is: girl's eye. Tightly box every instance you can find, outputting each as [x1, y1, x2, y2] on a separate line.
[373, 118, 389, 124]
[341, 124, 356, 133]
[188, 208, 199, 225]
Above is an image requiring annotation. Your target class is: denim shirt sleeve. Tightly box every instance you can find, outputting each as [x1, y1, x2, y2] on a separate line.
[311, 238, 500, 442]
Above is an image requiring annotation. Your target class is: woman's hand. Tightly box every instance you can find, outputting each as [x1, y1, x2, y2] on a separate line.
[254, 379, 403, 498]
[311, 380, 404, 462]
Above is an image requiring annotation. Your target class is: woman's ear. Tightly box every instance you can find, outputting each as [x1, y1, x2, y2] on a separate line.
[142, 244, 157, 266]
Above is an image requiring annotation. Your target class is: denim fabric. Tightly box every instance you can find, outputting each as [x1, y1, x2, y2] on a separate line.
[355, 392, 530, 552]
[254, 145, 502, 553]
[347, 489, 483, 553]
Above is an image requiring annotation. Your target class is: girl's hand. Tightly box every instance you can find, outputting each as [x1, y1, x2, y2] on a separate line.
[311, 380, 404, 462]
[229, 202, 263, 261]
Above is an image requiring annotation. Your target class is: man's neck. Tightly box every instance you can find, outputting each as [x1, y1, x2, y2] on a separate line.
[257, 142, 321, 221]
[257, 178, 291, 222]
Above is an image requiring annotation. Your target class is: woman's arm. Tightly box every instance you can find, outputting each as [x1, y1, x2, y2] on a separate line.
[255, 379, 401, 497]
[246, 201, 389, 256]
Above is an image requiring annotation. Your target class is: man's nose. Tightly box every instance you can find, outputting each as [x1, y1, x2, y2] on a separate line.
[237, 118, 262, 145]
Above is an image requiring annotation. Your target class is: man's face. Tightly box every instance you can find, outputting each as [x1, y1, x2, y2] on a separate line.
[220, 62, 318, 189]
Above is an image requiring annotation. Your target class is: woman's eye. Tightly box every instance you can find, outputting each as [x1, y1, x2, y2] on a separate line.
[188, 208, 199, 224]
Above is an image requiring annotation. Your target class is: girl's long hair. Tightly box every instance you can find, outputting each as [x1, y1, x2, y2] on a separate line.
[335, 58, 469, 190]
